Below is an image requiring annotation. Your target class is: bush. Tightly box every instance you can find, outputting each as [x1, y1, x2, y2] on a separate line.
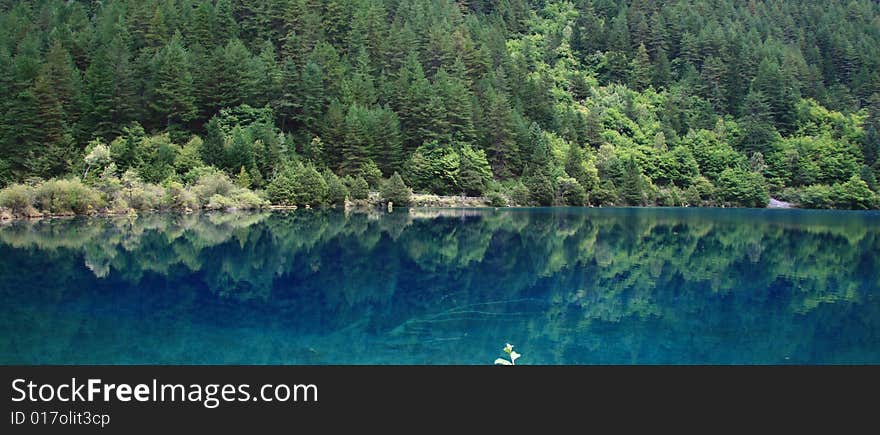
[324, 170, 348, 206]
[345, 176, 369, 200]
[831, 175, 876, 209]
[192, 172, 235, 205]
[128, 183, 166, 210]
[266, 168, 297, 205]
[293, 166, 328, 206]
[799, 184, 832, 209]
[163, 181, 199, 210]
[487, 191, 508, 207]
[0, 183, 35, 215]
[715, 168, 769, 208]
[33, 179, 103, 214]
[380, 172, 412, 206]
[206, 193, 235, 211]
[591, 180, 619, 206]
[508, 182, 531, 206]
[229, 189, 266, 209]
[557, 176, 586, 206]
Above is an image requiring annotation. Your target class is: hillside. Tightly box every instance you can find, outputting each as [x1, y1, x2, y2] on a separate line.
[1, 0, 879, 210]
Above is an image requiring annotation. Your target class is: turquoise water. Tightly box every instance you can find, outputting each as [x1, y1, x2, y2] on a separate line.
[1, 208, 878, 364]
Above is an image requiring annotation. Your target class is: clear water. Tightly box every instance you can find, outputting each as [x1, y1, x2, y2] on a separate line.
[1, 208, 878, 364]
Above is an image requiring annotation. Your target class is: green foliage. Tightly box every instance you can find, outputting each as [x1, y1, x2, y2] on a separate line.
[266, 167, 298, 206]
[508, 182, 531, 207]
[405, 141, 460, 195]
[2, 0, 880, 210]
[192, 171, 235, 205]
[345, 175, 370, 200]
[33, 179, 104, 214]
[458, 145, 493, 196]
[324, 170, 349, 206]
[557, 176, 587, 206]
[292, 165, 327, 207]
[620, 156, 645, 206]
[487, 191, 508, 207]
[0, 183, 35, 215]
[380, 172, 412, 206]
[715, 169, 769, 208]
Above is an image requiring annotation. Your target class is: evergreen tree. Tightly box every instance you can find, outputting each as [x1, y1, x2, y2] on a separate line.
[149, 33, 197, 131]
[481, 85, 517, 178]
[84, 34, 138, 140]
[630, 43, 652, 91]
[738, 90, 778, 155]
[620, 156, 645, 205]
[380, 171, 412, 206]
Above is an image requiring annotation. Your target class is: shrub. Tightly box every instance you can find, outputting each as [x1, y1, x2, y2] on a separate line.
[831, 175, 877, 210]
[487, 191, 508, 207]
[229, 189, 266, 209]
[360, 160, 383, 188]
[345, 176, 369, 200]
[557, 176, 586, 206]
[164, 181, 199, 210]
[324, 170, 348, 206]
[192, 172, 235, 205]
[799, 184, 832, 209]
[508, 182, 531, 206]
[0, 183, 35, 215]
[266, 168, 297, 205]
[126, 182, 166, 211]
[206, 194, 235, 211]
[33, 179, 103, 214]
[293, 165, 328, 206]
[380, 172, 412, 206]
[715, 168, 769, 208]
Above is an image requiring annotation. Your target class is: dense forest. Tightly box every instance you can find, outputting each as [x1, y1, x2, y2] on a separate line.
[1, 0, 880, 212]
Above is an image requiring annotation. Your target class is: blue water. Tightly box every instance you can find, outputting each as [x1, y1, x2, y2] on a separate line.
[1, 208, 878, 364]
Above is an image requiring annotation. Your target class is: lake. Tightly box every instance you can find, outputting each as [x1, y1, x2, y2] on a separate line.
[1, 207, 879, 364]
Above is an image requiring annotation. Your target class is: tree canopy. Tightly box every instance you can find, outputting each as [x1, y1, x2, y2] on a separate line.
[1, 0, 879, 209]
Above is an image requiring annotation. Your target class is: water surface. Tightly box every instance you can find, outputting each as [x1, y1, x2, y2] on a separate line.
[1, 208, 878, 364]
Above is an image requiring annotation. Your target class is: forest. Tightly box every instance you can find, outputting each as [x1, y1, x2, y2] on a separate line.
[1, 0, 880, 213]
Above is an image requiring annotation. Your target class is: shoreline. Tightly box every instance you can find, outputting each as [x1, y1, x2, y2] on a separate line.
[0, 194, 821, 223]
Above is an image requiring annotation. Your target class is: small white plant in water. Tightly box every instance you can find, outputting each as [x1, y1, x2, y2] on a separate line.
[494, 343, 521, 365]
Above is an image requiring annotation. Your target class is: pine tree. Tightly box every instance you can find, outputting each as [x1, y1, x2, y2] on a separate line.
[620, 156, 645, 205]
[394, 52, 440, 151]
[630, 43, 652, 91]
[214, 0, 239, 43]
[605, 8, 631, 84]
[297, 61, 327, 135]
[752, 58, 799, 135]
[84, 34, 138, 140]
[149, 33, 197, 131]
[1, 90, 41, 177]
[320, 99, 347, 171]
[434, 65, 476, 143]
[458, 143, 493, 196]
[372, 106, 404, 176]
[700, 56, 728, 113]
[481, 85, 517, 178]
[341, 104, 371, 176]
[738, 90, 779, 155]
[214, 39, 257, 110]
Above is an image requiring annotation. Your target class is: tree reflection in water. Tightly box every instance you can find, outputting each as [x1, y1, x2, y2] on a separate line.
[1, 208, 878, 364]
